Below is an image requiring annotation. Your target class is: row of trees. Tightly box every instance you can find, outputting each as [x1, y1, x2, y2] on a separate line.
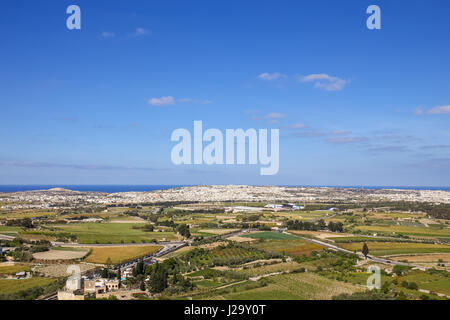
[286, 219, 344, 232]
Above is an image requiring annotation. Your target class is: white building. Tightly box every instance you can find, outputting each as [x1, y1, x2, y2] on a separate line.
[66, 276, 82, 291]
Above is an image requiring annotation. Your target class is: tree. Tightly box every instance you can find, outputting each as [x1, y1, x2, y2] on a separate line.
[101, 268, 109, 279]
[117, 267, 121, 282]
[362, 243, 369, 258]
[106, 257, 112, 269]
[140, 281, 146, 291]
[393, 265, 410, 276]
[176, 224, 191, 239]
[317, 219, 326, 230]
[148, 263, 168, 293]
[135, 259, 144, 275]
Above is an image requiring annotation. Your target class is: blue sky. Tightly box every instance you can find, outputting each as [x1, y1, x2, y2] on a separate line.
[0, 0, 449, 186]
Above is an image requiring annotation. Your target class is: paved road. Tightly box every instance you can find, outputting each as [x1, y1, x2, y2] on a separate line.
[114, 241, 187, 270]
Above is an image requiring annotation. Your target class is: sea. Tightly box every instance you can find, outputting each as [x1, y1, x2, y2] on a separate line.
[0, 185, 449, 193]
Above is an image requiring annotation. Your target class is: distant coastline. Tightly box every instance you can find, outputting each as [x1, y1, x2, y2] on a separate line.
[0, 185, 449, 193]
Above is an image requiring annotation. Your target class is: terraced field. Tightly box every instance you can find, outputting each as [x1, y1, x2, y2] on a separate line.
[222, 273, 362, 300]
[182, 245, 273, 267]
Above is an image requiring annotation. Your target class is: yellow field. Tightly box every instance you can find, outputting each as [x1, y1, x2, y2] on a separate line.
[84, 245, 162, 264]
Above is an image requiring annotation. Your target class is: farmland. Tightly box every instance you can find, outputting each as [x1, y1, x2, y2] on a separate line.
[338, 242, 450, 256]
[0, 264, 31, 275]
[32, 249, 89, 261]
[84, 245, 162, 264]
[354, 225, 450, 238]
[0, 277, 56, 295]
[221, 273, 362, 300]
[51, 223, 179, 244]
[180, 244, 282, 268]
[1, 186, 450, 300]
[398, 270, 450, 296]
[250, 239, 323, 257]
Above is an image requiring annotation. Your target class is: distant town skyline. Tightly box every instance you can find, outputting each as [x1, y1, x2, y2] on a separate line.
[0, 0, 449, 186]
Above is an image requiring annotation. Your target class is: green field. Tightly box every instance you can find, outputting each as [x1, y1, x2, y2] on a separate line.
[0, 265, 31, 275]
[0, 278, 56, 295]
[250, 239, 323, 257]
[51, 223, 179, 244]
[398, 270, 450, 296]
[0, 226, 22, 234]
[240, 261, 304, 277]
[194, 280, 222, 288]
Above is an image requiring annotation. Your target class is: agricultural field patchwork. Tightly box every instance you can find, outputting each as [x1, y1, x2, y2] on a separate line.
[2, 189, 450, 301]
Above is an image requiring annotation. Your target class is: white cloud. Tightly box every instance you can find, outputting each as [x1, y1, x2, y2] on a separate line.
[148, 96, 175, 106]
[325, 136, 368, 144]
[428, 105, 450, 114]
[288, 123, 308, 129]
[331, 130, 351, 135]
[178, 98, 213, 105]
[131, 28, 150, 37]
[299, 73, 348, 91]
[414, 107, 424, 115]
[101, 32, 115, 38]
[265, 112, 286, 119]
[257, 72, 285, 81]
